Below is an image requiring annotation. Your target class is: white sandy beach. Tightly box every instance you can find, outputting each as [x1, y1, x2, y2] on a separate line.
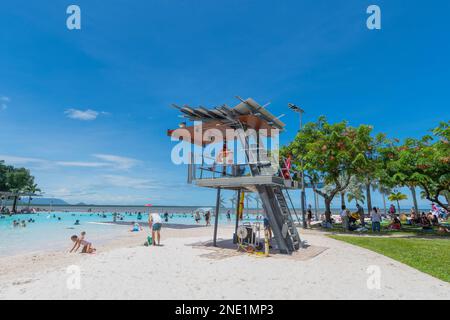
[0, 225, 448, 300]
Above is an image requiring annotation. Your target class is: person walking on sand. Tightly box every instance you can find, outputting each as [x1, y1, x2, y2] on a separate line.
[148, 212, 162, 246]
[307, 205, 313, 228]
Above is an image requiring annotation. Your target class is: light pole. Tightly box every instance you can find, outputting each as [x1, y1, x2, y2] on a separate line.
[288, 103, 307, 229]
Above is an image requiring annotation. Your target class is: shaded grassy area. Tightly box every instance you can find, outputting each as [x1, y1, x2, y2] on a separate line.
[312, 221, 450, 238]
[329, 235, 450, 282]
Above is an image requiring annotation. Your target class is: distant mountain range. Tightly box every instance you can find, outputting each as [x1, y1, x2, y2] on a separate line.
[22, 198, 69, 205]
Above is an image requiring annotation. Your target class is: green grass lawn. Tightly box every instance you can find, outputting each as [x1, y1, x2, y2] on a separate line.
[329, 235, 450, 282]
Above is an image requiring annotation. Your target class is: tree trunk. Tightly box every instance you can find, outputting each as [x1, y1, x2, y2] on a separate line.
[12, 196, 18, 213]
[324, 198, 332, 223]
[396, 200, 401, 215]
[314, 192, 319, 221]
[27, 197, 32, 210]
[410, 186, 419, 216]
[340, 192, 345, 208]
[382, 193, 387, 215]
[444, 193, 449, 205]
[365, 182, 372, 214]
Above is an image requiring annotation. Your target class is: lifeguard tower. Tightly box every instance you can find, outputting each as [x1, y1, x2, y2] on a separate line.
[168, 97, 302, 254]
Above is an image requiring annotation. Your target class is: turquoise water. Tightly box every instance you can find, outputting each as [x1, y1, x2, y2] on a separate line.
[0, 212, 254, 257]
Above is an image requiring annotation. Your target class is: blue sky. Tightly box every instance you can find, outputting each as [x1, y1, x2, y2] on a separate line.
[1, 1, 449, 208]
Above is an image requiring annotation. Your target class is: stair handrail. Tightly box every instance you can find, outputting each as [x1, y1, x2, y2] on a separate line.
[283, 188, 301, 225]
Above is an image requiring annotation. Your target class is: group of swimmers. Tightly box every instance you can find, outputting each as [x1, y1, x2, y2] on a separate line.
[12, 219, 32, 227]
[193, 211, 211, 225]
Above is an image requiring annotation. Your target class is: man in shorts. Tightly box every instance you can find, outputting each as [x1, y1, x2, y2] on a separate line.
[149, 212, 163, 246]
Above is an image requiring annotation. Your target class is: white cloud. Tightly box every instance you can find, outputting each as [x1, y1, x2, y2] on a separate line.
[64, 108, 100, 121]
[0, 155, 47, 166]
[93, 154, 140, 170]
[1, 154, 140, 171]
[55, 161, 109, 168]
[1, 96, 10, 110]
[101, 174, 158, 190]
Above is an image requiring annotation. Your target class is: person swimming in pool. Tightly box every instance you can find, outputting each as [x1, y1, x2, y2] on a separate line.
[74, 219, 80, 225]
[69, 231, 96, 253]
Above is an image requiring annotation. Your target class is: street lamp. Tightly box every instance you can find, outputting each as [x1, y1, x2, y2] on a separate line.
[288, 103, 307, 229]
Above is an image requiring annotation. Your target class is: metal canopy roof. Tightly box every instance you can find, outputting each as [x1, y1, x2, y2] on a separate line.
[172, 97, 286, 131]
[168, 97, 286, 146]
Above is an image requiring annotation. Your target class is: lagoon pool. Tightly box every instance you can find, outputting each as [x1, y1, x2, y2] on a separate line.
[0, 212, 255, 257]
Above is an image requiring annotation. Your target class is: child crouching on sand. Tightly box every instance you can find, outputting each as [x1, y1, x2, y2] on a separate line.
[69, 231, 96, 253]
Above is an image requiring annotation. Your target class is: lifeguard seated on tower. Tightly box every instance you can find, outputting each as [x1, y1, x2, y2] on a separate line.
[215, 146, 234, 165]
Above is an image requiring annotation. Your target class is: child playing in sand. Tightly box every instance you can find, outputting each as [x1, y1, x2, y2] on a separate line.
[130, 222, 143, 232]
[69, 231, 96, 253]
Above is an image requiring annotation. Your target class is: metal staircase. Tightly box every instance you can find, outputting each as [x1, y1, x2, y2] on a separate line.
[256, 185, 301, 254]
[236, 128, 301, 254]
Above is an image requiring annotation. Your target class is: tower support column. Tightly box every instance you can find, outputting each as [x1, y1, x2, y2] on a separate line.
[213, 187, 221, 246]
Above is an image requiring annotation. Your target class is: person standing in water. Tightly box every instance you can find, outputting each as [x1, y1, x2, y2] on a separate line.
[194, 211, 201, 223]
[148, 212, 162, 246]
[205, 211, 211, 226]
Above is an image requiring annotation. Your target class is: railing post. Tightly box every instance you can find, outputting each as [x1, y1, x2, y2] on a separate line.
[233, 189, 241, 244]
[213, 187, 221, 247]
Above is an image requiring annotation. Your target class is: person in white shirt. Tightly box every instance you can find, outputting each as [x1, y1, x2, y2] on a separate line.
[148, 212, 163, 246]
[371, 207, 382, 232]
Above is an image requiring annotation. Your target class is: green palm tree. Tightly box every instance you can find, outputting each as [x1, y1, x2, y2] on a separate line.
[230, 193, 238, 211]
[254, 196, 262, 215]
[346, 176, 365, 206]
[347, 189, 365, 206]
[388, 191, 408, 214]
[373, 183, 392, 215]
[24, 184, 41, 210]
[219, 195, 226, 208]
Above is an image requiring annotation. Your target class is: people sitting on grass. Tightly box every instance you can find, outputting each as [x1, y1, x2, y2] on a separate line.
[431, 213, 439, 226]
[437, 224, 450, 234]
[409, 209, 422, 225]
[420, 212, 433, 230]
[387, 216, 402, 230]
